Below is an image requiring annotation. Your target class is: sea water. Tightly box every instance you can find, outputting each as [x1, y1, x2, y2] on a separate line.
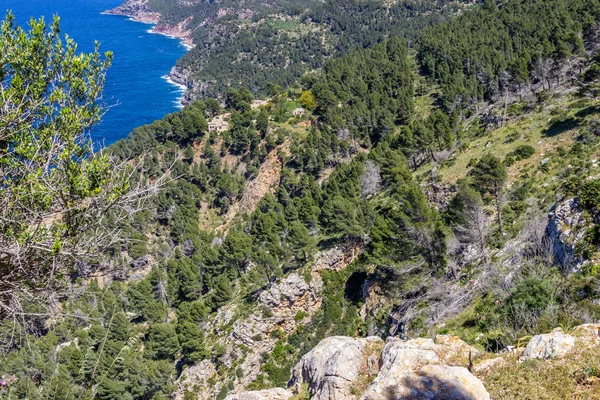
[2, 0, 188, 146]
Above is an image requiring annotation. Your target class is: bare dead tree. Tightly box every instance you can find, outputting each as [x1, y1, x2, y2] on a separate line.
[454, 195, 491, 266]
[360, 160, 381, 198]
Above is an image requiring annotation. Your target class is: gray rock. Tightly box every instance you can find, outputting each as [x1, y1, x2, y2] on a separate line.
[173, 360, 217, 400]
[573, 323, 600, 338]
[520, 330, 575, 361]
[360, 338, 440, 400]
[225, 388, 294, 400]
[572, 323, 600, 346]
[547, 198, 587, 270]
[259, 273, 313, 308]
[290, 336, 383, 400]
[360, 338, 489, 400]
[371, 365, 490, 400]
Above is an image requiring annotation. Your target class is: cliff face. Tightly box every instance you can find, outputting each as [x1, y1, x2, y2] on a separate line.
[547, 198, 588, 271]
[154, 16, 195, 48]
[105, 1, 195, 47]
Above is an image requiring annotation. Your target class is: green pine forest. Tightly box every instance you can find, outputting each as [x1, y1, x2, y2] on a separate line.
[4, 0, 600, 398]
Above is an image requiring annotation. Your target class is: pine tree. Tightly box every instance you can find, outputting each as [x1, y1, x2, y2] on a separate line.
[469, 155, 507, 236]
[211, 276, 233, 309]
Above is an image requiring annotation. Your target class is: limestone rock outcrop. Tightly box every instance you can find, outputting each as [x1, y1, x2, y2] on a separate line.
[236, 334, 489, 400]
[520, 328, 575, 361]
[362, 364, 489, 400]
[290, 336, 383, 400]
[174, 272, 322, 399]
[547, 198, 587, 270]
[224, 388, 294, 400]
[360, 337, 488, 400]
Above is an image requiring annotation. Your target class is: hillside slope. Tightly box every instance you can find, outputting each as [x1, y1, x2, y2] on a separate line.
[4, 1, 600, 399]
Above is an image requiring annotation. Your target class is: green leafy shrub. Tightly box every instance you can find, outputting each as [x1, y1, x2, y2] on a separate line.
[503, 278, 554, 331]
[579, 179, 600, 213]
[511, 145, 535, 160]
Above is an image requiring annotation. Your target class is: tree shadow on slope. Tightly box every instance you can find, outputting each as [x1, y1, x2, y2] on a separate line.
[542, 117, 580, 137]
[575, 105, 600, 118]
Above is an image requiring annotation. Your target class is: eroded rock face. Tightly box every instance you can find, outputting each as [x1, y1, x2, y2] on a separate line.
[225, 388, 294, 400]
[288, 335, 488, 400]
[359, 338, 439, 400]
[258, 273, 316, 310]
[174, 360, 217, 400]
[520, 329, 575, 361]
[378, 365, 490, 400]
[359, 337, 489, 400]
[547, 198, 587, 270]
[312, 243, 363, 272]
[174, 272, 323, 399]
[290, 336, 383, 400]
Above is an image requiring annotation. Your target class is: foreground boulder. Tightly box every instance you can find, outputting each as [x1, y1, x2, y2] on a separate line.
[238, 335, 489, 399]
[287, 335, 488, 400]
[224, 388, 294, 400]
[572, 323, 600, 342]
[520, 329, 575, 361]
[360, 338, 489, 400]
[366, 364, 489, 400]
[290, 336, 384, 400]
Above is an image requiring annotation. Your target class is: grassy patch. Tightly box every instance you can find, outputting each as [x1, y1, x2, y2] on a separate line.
[483, 343, 600, 399]
[436, 95, 595, 186]
[269, 19, 303, 32]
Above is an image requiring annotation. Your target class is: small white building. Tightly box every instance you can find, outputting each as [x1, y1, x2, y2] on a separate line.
[291, 107, 306, 117]
[208, 115, 230, 133]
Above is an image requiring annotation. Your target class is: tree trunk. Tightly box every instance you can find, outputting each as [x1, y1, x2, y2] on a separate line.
[429, 147, 437, 162]
[494, 185, 504, 236]
[503, 89, 509, 126]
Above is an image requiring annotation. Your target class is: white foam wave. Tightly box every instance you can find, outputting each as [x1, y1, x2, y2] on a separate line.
[146, 28, 193, 52]
[129, 17, 154, 24]
[162, 75, 186, 108]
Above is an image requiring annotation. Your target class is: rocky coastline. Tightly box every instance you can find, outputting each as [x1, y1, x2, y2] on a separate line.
[104, 0, 194, 49]
[102, 0, 160, 24]
[104, 0, 195, 103]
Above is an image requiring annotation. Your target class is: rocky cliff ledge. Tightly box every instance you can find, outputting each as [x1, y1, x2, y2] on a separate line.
[228, 335, 489, 400]
[224, 323, 600, 400]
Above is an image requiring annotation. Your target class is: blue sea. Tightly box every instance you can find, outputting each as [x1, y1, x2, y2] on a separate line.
[2, 0, 188, 146]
